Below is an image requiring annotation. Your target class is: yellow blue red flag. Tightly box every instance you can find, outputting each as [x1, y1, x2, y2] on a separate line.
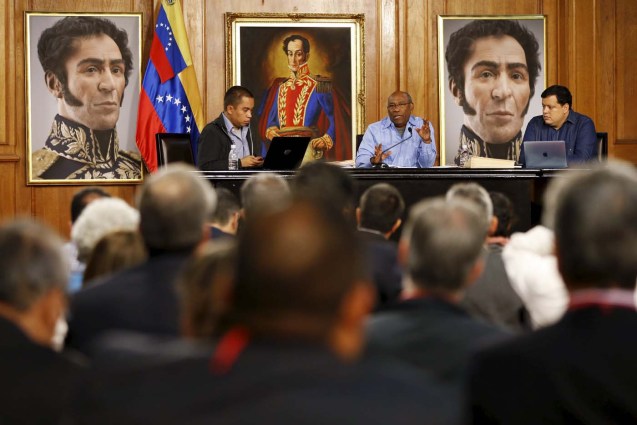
[136, 0, 203, 172]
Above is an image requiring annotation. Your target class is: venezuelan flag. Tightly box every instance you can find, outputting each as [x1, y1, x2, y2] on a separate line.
[136, 0, 204, 172]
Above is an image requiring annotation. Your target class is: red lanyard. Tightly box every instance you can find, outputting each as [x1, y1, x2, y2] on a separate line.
[568, 289, 636, 311]
[209, 327, 250, 375]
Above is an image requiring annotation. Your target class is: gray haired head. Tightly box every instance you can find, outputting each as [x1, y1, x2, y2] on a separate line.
[137, 164, 216, 251]
[0, 219, 68, 311]
[403, 197, 487, 292]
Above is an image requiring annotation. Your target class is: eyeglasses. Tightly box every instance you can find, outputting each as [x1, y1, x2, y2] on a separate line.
[387, 102, 411, 110]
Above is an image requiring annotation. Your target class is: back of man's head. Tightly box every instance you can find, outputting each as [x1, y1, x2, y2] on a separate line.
[358, 183, 405, 234]
[293, 162, 357, 225]
[489, 191, 515, 238]
[230, 201, 367, 345]
[0, 219, 67, 311]
[446, 182, 493, 234]
[403, 197, 487, 293]
[70, 187, 111, 224]
[553, 161, 637, 290]
[137, 164, 216, 251]
[240, 173, 291, 221]
[210, 188, 240, 226]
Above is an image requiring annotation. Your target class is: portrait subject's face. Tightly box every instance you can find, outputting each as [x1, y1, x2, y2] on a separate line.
[57, 34, 126, 130]
[226, 96, 255, 128]
[459, 35, 531, 144]
[286, 39, 308, 72]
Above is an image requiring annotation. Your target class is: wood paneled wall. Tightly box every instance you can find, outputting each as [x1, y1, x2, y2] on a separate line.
[1, 0, 636, 236]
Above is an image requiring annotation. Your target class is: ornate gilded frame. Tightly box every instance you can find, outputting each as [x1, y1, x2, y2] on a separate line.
[437, 15, 546, 166]
[225, 13, 365, 161]
[25, 12, 143, 184]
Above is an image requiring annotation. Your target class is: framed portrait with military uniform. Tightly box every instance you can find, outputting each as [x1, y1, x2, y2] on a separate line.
[226, 13, 365, 163]
[438, 15, 546, 166]
[26, 12, 143, 184]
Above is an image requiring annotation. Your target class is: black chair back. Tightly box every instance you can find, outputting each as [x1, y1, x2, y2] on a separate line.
[155, 133, 195, 168]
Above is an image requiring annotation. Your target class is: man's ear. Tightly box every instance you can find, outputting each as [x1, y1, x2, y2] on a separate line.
[488, 216, 499, 237]
[45, 71, 63, 98]
[397, 238, 409, 268]
[230, 211, 240, 233]
[390, 218, 402, 236]
[355, 207, 362, 227]
[465, 256, 485, 288]
[449, 79, 461, 104]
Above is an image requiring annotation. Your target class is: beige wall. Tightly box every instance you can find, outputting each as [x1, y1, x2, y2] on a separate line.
[2, 0, 636, 236]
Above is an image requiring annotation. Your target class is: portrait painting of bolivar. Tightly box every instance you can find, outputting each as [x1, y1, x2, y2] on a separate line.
[228, 15, 363, 162]
[27, 13, 143, 183]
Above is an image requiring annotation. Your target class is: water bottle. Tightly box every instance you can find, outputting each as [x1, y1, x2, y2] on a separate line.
[228, 143, 238, 170]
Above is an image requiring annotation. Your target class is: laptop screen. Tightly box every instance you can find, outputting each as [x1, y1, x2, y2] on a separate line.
[523, 140, 567, 169]
[262, 137, 311, 170]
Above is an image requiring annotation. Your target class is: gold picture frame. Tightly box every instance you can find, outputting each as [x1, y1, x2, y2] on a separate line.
[225, 13, 365, 162]
[26, 12, 144, 184]
[438, 15, 546, 166]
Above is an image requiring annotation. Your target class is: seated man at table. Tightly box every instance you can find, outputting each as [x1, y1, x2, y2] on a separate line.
[355, 91, 436, 168]
[520, 85, 597, 166]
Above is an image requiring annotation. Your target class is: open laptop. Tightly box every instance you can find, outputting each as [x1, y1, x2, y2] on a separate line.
[524, 140, 568, 169]
[262, 136, 311, 170]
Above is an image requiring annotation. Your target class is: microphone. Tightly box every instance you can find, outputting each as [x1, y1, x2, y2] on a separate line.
[374, 127, 413, 168]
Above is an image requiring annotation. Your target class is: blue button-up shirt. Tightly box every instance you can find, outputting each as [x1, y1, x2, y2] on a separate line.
[521, 110, 597, 165]
[355, 116, 437, 168]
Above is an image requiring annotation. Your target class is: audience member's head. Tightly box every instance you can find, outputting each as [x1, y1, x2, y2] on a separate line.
[70, 187, 111, 224]
[71, 197, 139, 263]
[293, 162, 357, 226]
[446, 182, 493, 234]
[137, 164, 216, 251]
[0, 219, 68, 347]
[240, 173, 291, 221]
[177, 240, 236, 340]
[357, 183, 405, 238]
[552, 161, 637, 291]
[209, 188, 240, 236]
[489, 191, 516, 238]
[226, 201, 372, 360]
[82, 230, 147, 286]
[401, 197, 487, 297]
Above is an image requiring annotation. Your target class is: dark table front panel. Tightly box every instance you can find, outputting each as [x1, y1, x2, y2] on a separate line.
[199, 168, 551, 233]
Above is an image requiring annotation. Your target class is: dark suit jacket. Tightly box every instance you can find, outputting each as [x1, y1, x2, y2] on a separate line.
[358, 230, 403, 310]
[197, 114, 256, 171]
[460, 244, 531, 332]
[468, 306, 637, 424]
[71, 334, 456, 424]
[66, 250, 192, 355]
[367, 297, 509, 386]
[0, 317, 84, 424]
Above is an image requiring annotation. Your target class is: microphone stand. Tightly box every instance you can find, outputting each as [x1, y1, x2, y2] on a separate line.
[374, 127, 413, 168]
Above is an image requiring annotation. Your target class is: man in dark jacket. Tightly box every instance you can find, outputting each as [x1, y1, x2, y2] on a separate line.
[197, 86, 264, 171]
[0, 219, 85, 424]
[66, 164, 216, 355]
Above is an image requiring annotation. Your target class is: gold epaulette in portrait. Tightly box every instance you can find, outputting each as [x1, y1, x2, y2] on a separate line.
[314, 75, 332, 93]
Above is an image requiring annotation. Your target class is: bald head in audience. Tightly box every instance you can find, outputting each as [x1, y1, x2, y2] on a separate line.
[137, 164, 216, 251]
[240, 173, 291, 221]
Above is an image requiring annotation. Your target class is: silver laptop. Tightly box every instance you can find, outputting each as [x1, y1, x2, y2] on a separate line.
[524, 140, 568, 169]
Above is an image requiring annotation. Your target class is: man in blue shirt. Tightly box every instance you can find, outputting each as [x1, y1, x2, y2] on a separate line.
[355, 91, 436, 168]
[520, 85, 597, 166]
